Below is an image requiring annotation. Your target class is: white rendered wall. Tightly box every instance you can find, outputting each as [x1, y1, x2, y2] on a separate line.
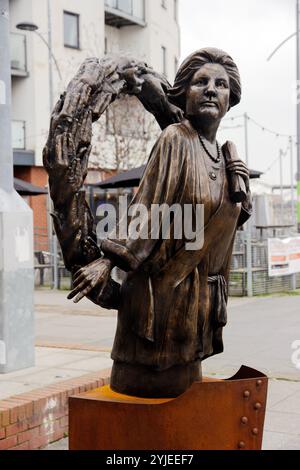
[105, 0, 180, 82]
[10, 0, 36, 154]
[10, 0, 105, 166]
[10, 0, 180, 167]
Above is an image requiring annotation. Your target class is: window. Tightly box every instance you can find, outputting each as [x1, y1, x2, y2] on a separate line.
[118, 0, 132, 14]
[10, 33, 27, 73]
[132, 0, 145, 20]
[64, 11, 80, 49]
[12, 120, 25, 150]
[162, 46, 167, 77]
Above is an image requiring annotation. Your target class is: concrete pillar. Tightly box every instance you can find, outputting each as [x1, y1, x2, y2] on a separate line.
[0, 0, 35, 373]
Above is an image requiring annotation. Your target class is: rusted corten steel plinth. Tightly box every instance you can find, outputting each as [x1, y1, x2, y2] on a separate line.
[69, 366, 268, 451]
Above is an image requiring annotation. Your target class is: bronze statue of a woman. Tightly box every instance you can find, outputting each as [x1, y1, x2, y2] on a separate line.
[43, 48, 252, 398]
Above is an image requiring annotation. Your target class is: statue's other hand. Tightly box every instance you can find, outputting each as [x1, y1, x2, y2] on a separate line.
[137, 73, 184, 128]
[166, 102, 184, 124]
[226, 159, 250, 192]
[67, 258, 114, 304]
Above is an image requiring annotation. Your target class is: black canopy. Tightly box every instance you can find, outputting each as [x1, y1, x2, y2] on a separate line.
[91, 165, 146, 189]
[249, 170, 263, 180]
[91, 166, 263, 190]
[14, 177, 48, 196]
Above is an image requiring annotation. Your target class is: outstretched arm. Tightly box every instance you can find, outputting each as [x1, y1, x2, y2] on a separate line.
[43, 97, 100, 270]
[43, 56, 185, 305]
[43, 94, 119, 308]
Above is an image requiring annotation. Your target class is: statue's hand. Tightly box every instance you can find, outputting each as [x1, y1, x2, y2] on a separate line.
[226, 159, 250, 192]
[164, 101, 184, 124]
[56, 132, 90, 192]
[136, 72, 184, 128]
[43, 91, 93, 177]
[44, 132, 91, 205]
[67, 258, 114, 303]
[43, 105, 92, 204]
[120, 65, 144, 95]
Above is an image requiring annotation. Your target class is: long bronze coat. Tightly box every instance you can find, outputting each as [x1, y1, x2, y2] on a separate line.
[101, 119, 252, 371]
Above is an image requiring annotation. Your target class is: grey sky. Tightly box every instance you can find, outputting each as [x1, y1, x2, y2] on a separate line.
[179, 0, 296, 186]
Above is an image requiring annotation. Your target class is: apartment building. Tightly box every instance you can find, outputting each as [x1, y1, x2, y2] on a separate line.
[9, 0, 180, 248]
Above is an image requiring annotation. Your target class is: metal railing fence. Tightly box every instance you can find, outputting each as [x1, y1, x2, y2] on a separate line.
[229, 230, 300, 296]
[34, 225, 300, 296]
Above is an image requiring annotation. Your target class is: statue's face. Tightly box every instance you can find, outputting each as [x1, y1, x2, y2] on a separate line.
[185, 63, 230, 122]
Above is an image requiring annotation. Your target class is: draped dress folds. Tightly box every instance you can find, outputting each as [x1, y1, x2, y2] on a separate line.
[101, 119, 252, 372]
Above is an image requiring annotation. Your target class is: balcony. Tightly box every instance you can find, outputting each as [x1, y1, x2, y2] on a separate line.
[11, 120, 35, 165]
[12, 120, 26, 150]
[105, 0, 146, 27]
[10, 32, 28, 77]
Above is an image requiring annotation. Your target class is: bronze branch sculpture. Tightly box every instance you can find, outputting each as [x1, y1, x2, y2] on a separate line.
[44, 49, 252, 398]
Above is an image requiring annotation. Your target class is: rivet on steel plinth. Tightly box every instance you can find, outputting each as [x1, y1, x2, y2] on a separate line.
[243, 390, 251, 398]
[252, 428, 259, 436]
[256, 380, 262, 387]
[254, 402, 262, 410]
[238, 441, 246, 449]
[241, 417, 248, 425]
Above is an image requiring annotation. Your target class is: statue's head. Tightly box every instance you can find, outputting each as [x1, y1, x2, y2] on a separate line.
[168, 48, 241, 123]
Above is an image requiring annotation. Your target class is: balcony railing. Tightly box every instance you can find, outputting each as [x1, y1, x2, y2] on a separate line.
[10, 32, 28, 77]
[12, 120, 26, 150]
[105, 0, 146, 27]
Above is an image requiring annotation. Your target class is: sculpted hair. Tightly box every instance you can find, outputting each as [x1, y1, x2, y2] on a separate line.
[168, 47, 241, 111]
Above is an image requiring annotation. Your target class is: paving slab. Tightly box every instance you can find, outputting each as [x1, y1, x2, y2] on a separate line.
[0, 347, 113, 399]
[2, 290, 300, 450]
